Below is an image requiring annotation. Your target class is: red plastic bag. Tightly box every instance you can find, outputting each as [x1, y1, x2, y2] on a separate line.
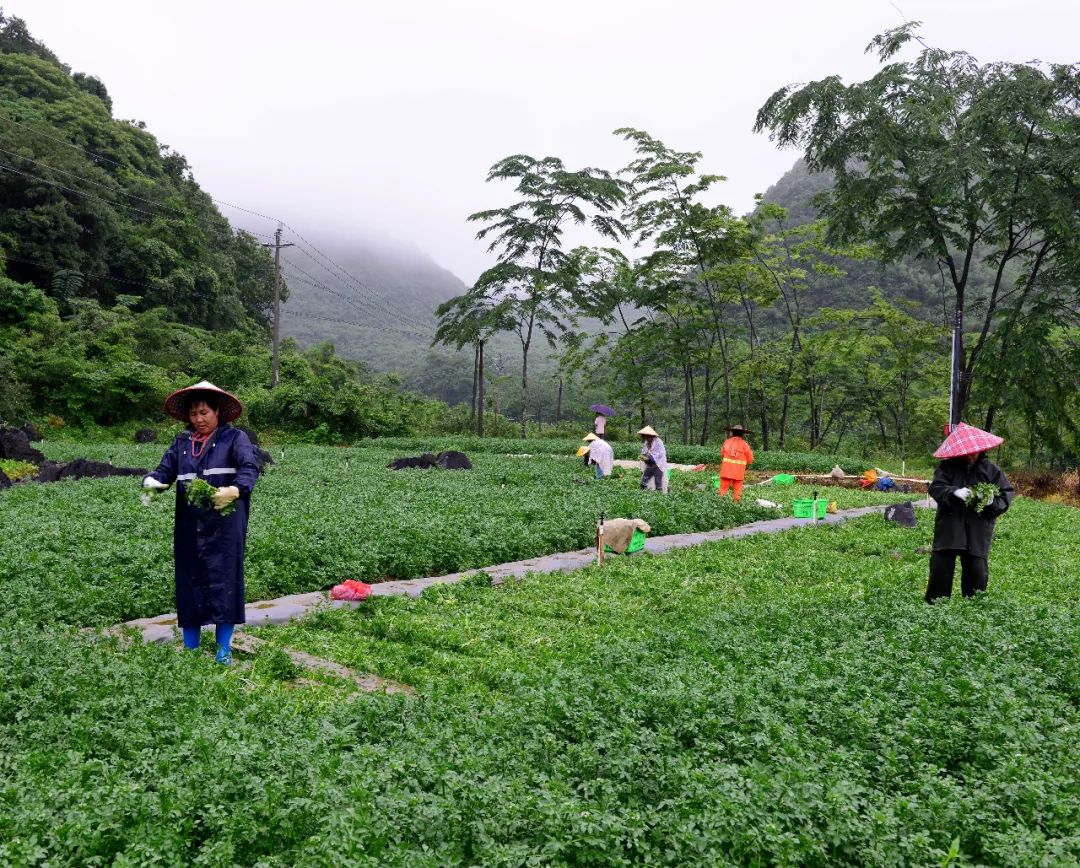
[329, 579, 373, 601]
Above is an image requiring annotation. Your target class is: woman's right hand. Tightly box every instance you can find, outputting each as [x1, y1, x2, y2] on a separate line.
[143, 476, 170, 490]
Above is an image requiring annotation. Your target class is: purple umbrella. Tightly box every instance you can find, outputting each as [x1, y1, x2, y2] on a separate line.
[589, 404, 614, 416]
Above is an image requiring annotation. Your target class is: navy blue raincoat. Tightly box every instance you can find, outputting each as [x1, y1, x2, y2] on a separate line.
[148, 425, 261, 627]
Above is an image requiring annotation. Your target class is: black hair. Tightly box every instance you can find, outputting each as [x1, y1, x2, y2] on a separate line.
[183, 391, 220, 416]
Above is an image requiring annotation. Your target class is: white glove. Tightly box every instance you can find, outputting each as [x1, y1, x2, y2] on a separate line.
[953, 487, 971, 501]
[212, 485, 240, 511]
[142, 476, 169, 490]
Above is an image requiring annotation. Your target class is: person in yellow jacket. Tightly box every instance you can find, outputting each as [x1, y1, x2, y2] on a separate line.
[719, 424, 754, 502]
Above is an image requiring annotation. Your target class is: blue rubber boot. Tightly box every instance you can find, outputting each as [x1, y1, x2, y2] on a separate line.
[182, 626, 202, 650]
[215, 623, 235, 665]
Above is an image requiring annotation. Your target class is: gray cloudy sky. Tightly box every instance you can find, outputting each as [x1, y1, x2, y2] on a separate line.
[16, 0, 1080, 284]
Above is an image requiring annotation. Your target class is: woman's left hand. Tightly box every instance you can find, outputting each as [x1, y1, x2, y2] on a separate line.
[213, 486, 240, 511]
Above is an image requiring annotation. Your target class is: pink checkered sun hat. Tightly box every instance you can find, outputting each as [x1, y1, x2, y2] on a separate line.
[933, 423, 1004, 459]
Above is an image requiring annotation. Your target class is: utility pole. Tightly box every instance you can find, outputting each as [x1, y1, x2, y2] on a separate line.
[948, 306, 962, 432]
[477, 339, 485, 437]
[262, 225, 294, 388]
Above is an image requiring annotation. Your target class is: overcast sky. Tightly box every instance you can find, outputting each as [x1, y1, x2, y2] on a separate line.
[15, 0, 1080, 284]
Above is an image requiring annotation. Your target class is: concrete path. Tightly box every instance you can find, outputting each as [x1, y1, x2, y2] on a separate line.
[114, 501, 928, 646]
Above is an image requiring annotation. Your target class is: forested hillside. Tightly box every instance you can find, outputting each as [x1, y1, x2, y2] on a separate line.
[0, 12, 449, 439]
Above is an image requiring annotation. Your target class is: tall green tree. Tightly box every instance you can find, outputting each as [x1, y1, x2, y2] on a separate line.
[467, 155, 627, 437]
[433, 291, 511, 435]
[755, 22, 1080, 428]
[751, 210, 856, 448]
[616, 128, 757, 440]
[569, 247, 656, 426]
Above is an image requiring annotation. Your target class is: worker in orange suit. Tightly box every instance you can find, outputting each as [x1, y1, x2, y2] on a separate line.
[719, 424, 754, 502]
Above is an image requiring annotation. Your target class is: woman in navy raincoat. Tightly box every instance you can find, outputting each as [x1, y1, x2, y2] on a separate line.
[143, 381, 260, 663]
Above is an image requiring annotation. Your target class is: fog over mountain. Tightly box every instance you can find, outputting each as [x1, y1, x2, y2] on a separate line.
[276, 231, 466, 371]
[19, 0, 1078, 287]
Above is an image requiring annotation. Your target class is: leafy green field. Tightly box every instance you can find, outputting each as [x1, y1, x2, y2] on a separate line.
[2, 499, 1077, 865]
[353, 434, 864, 472]
[0, 441, 904, 627]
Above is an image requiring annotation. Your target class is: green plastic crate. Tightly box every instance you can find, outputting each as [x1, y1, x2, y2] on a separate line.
[793, 498, 827, 519]
[605, 528, 646, 554]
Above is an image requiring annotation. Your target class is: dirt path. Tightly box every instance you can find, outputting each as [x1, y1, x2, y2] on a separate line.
[114, 501, 930, 646]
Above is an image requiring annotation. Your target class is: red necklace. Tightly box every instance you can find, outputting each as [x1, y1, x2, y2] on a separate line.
[191, 431, 212, 459]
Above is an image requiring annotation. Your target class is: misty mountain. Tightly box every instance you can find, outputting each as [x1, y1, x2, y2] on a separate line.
[757, 160, 969, 327]
[278, 237, 469, 370]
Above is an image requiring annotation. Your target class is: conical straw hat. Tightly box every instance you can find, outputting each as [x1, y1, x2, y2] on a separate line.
[637, 425, 659, 437]
[163, 380, 243, 424]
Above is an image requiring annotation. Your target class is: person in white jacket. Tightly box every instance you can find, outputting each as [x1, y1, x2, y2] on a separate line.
[582, 433, 614, 479]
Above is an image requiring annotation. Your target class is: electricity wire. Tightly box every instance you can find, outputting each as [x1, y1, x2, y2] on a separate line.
[0, 160, 162, 219]
[0, 252, 155, 290]
[1, 114, 447, 329]
[280, 263, 432, 340]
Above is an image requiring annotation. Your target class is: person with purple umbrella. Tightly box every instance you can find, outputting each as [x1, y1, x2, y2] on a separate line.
[589, 403, 613, 437]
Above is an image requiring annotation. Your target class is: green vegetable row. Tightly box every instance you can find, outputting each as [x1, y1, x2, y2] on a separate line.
[0, 442, 908, 627]
[351, 434, 865, 472]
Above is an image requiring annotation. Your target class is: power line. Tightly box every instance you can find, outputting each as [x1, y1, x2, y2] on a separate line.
[279, 227, 434, 330]
[288, 310, 432, 340]
[281, 247, 433, 332]
[279, 262, 431, 339]
[0, 137, 286, 243]
[0, 157, 431, 335]
[280, 260, 367, 318]
[0, 114, 135, 171]
[2, 113, 447, 327]
[1, 113, 284, 227]
[0, 252, 155, 290]
[0, 160, 162, 219]
[0, 143, 188, 218]
[280, 263, 431, 339]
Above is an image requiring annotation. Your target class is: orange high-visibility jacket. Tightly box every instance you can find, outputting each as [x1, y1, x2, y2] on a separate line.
[720, 436, 754, 481]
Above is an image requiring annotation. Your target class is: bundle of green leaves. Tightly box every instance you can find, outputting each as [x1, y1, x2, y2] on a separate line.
[184, 477, 236, 516]
[965, 482, 1001, 513]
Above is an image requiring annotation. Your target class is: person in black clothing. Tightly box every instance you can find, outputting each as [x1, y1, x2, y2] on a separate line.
[926, 449, 1014, 603]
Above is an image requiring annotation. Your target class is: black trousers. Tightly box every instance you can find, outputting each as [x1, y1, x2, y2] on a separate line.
[641, 463, 664, 491]
[926, 549, 989, 602]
